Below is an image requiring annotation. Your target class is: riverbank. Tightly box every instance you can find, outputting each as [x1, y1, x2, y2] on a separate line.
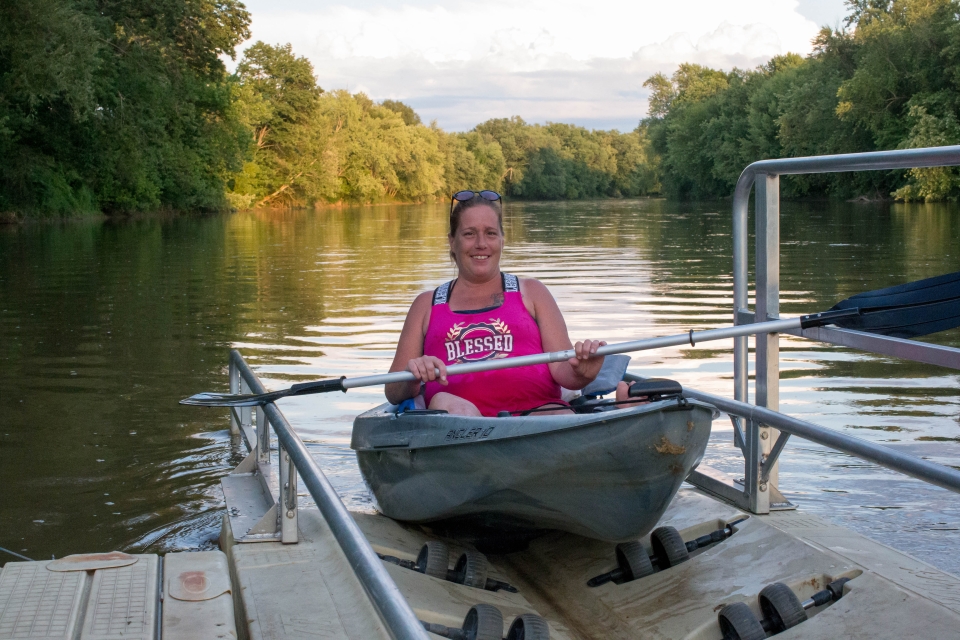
[5, 191, 919, 225]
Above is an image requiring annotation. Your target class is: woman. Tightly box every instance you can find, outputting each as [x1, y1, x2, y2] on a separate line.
[385, 190, 625, 416]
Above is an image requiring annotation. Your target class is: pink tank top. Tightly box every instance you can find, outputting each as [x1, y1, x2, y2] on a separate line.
[423, 273, 562, 417]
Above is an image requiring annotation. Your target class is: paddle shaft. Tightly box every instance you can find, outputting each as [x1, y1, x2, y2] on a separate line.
[184, 310, 857, 404]
[335, 316, 805, 391]
[183, 268, 960, 406]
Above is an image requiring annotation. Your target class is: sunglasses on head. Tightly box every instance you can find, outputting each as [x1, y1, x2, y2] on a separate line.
[450, 190, 501, 214]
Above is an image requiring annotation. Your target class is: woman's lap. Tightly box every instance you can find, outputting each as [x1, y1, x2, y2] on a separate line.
[429, 381, 635, 417]
[427, 392, 483, 416]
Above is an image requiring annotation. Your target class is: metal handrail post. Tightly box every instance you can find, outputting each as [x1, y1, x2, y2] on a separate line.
[278, 441, 298, 544]
[257, 407, 270, 466]
[229, 351, 428, 640]
[753, 174, 781, 512]
[732, 168, 750, 407]
[240, 378, 252, 431]
[229, 359, 240, 435]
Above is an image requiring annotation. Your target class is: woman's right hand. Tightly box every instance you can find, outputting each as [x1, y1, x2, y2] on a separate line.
[407, 355, 448, 385]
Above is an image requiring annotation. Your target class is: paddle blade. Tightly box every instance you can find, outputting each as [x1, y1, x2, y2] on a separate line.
[830, 270, 960, 338]
[179, 390, 287, 407]
[833, 270, 960, 310]
[831, 298, 960, 338]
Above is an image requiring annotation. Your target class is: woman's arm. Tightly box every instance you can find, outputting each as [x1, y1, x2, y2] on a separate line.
[520, 278, 605, 390]
[384, 292, 447, 404]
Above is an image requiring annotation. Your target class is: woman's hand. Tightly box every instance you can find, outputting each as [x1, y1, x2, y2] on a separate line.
[567, 339, 607, 382]
[407, 355, 448, 386]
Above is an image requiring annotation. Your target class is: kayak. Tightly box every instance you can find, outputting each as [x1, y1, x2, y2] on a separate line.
[351, 392, 717, 542]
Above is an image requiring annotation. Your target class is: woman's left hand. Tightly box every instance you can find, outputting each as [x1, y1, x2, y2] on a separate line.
[568, 339, 607, 381]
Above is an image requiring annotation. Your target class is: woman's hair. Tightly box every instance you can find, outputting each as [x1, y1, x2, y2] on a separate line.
[449, 193, 504, 237]
[449, 193, 504, 264]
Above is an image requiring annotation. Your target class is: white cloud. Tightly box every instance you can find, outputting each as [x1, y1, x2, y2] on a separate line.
[239, 0, 824, 131]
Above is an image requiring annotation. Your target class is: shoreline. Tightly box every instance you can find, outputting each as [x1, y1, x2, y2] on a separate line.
[3, 193, 922, 226]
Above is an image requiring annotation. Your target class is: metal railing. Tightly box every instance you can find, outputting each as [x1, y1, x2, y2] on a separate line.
[227, 350, 429, 640]
[687, 145, 960, 513]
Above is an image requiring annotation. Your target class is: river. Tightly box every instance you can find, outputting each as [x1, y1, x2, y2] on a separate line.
[1, 199, 958, 574]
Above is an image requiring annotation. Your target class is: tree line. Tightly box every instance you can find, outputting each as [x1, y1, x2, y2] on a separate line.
[0, 0, 253, 217]
[189, 40, 660, 209]
[644, 0, 960, 201]
[0, 0, 656, 218]
[4, 0, 960, 218]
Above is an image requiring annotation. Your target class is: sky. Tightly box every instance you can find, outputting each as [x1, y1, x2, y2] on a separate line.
[237, 0, 850, 132]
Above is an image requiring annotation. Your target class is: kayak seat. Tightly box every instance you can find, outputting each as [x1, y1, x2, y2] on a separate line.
[628, 378, 683, 401]
[570, 376, 683, 413]
[579, 354, 631, 398]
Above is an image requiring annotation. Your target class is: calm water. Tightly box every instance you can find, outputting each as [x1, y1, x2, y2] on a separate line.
[1, 200, 958, 573]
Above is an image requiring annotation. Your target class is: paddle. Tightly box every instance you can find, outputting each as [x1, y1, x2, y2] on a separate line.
[181, 271, 960, 407]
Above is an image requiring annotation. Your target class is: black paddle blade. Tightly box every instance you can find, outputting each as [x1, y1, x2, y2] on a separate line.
[830, 271, 960, 338]
[179, 390, 290, 407]
[179, 377, 346, 407]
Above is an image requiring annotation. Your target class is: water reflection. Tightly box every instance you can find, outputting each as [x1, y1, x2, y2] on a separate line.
[1, 199, 958, 573]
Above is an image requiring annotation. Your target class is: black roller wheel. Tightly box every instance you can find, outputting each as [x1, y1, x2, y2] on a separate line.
[416, 541, 450, 580]
[615, 541, 654, 581]
[650, 526, 689, 568]
[718, 602, 765, 640]
[462, 604, 503, 640]
[454, 550, 489, 589]
[506, 613, 550, 640]
[759, 582, 807, 632]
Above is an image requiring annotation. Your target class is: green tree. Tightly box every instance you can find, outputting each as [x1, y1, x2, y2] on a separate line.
[440, 131, 506, 193]
[230, 42, 325, 207]
[642, 0, 960, 200]
[473, 118, 655, 199]
[610, 128, 659, 196]
[474, 117, 558, 193]
[893, 104, 960, 200]
[381, 100, 422, 126]
[316, 91, 445, 203]
[0, 0, 251, 217]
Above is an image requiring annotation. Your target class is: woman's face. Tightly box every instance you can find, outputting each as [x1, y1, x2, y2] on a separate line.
[449, 205, 503, 282]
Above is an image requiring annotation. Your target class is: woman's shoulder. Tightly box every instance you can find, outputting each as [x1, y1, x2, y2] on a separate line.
[411, 290, 434, 311]
[403, 290, 435, 335]
[516, 276, 556, 318]
[517, 276, 550, 298]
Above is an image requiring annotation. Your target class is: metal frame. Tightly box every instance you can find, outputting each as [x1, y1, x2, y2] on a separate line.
[228, 350, 428, 640]
[688, 145, 960, 513]
[225, 362, 291, 542]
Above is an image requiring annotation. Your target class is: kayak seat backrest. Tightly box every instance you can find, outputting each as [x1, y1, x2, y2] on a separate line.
[580, 354, 632, 398]
[628, 378, 683, 401]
